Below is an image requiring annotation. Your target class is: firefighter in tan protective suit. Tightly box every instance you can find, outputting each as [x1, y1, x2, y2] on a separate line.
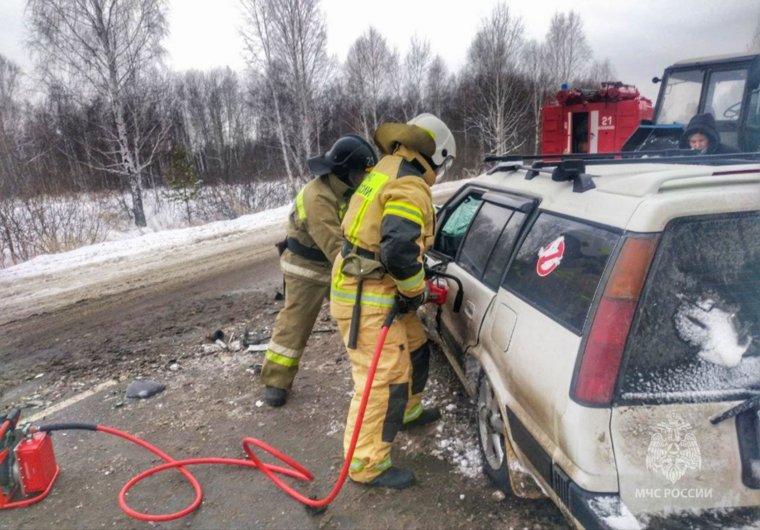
[261, 135, 378, 407]
[331, 114, 456, 489]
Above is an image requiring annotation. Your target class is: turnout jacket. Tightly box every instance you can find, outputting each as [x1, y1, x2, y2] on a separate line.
[331, 147, 436, 317]
[281, 173, 353, 284]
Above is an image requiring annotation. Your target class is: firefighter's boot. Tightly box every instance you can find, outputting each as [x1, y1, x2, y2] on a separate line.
[400, 406, 441, 430]
[364, 467, 416, 490]
[264, 386, 287, 407]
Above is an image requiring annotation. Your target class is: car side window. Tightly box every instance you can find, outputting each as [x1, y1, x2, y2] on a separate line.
[458, 202, 516, 282]
[619, 212, 760, 400]
[435, 194, 484, 257]
[745, 86, 760, 151]
[503, 213, 620, 334]
[482, 211, 526, 289]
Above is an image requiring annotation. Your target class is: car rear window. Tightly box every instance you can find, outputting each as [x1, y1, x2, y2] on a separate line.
[503, 213, 620, 334]
[620, 212, 760, 400]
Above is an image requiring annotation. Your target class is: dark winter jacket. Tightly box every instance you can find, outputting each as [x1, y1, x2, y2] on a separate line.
[679, 112, 739, 154]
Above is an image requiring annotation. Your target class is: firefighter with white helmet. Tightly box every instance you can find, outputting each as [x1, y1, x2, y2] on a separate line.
[331, 113, 456, 489]
[261, 134, 377, 407]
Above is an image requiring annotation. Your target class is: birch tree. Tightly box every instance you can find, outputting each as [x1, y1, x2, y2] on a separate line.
[543, 11, 592, 88]
[464, 2, 527, 155]
[240, 0, 330, 195]
[27, 0, 169, 227]
[750, 10, 760, 52]
[401, 36, 432, 120]
[0, 55, 23, 263]
[0, 55, 22, 195]
[425, 55, 451, 119]
[174, 68, 250, 183]
[521, 40, 553, 153]
[344, 27, 398, 139]
[584, 58, 616, 85]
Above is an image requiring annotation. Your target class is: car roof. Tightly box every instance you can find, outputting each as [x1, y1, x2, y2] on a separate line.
[472, 161, 760, 232]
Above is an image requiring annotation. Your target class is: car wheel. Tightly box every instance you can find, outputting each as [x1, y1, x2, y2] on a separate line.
[476, 371, 511, 494]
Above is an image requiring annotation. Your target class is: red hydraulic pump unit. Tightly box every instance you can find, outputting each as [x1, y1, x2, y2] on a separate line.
[540, 81, 653, 155]
[0, 409, 60, 509]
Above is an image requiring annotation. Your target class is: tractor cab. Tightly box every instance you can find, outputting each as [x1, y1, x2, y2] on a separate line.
[623, 53, 760, 152]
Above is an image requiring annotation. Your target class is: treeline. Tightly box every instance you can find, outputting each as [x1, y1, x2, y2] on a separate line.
[0, 0, 615, 228]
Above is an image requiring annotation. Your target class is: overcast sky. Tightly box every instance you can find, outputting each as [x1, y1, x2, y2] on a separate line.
[1, 0, 759, 101]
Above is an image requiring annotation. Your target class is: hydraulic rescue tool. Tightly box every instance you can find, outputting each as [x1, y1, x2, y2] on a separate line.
[0, 274, 454, 522]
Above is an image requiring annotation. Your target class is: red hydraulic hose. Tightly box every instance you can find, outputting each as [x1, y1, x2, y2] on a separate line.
[243, 321, 392, 508]
[26, 310, 397, 522]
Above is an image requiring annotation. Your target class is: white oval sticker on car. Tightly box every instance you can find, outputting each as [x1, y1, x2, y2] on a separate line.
[536, 235, 565, 277]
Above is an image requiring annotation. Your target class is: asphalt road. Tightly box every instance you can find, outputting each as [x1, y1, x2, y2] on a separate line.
[0, 194, 567, 529]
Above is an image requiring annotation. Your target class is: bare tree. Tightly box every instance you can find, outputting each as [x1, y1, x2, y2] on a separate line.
[0, 54, 24, 262]
[521, 40, 552, 153]
[0, 54, 22, 195]
[344, 26, 398, 139]
[174, 68, 251, 183]
[401, 36, 432, 120]
[584, 58, 617, 86]
[464, 2, 527, 156]
[543, 11, 592, 87]
[425, 55, 451, 119]
[750, 10, 760, 52]
[27, 0, 170, 227]
[240, 0, 330, 195]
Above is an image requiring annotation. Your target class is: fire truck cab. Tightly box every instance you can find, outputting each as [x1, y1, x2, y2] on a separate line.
[540, 82, 653, 155]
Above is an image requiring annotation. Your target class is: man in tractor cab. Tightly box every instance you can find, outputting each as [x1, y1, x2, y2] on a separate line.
[680, 112, 739, 154]
[331, 113, 456, 490]
[260, 134, 377, 408]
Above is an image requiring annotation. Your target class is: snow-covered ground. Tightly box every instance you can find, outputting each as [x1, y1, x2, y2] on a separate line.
[0, 180, 468, 325]
[1, 180, 467, 281]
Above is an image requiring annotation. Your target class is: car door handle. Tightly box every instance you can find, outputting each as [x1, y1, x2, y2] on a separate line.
[464, 300, 475, 319]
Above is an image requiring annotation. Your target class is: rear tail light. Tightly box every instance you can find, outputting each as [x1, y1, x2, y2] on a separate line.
[572, 236, 658, 405]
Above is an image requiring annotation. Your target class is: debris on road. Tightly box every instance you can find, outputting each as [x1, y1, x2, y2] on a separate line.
[207, 329, 225, 342]
[126, 380, 166, 399]
[246, 363, 263, 376]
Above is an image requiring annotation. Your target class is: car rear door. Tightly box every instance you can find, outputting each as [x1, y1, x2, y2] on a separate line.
[492, 213, 623, 480]
[612, 212, 760, 516]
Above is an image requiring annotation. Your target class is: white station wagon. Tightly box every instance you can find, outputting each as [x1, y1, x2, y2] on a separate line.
[423, 154, 760, 529]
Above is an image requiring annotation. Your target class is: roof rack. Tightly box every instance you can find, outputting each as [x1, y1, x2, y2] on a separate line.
[488, 159, 597, 193]
[485, 151, 760, 194]
[483, 148, 686, 163]
[484, 149, 760, 165]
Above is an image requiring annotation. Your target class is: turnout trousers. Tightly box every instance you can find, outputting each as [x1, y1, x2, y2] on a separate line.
[335, 311, 430, 482]
[260, 271, 330, 389]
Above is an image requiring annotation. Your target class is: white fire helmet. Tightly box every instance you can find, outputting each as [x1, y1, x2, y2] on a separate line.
[407, 113, 456, 172]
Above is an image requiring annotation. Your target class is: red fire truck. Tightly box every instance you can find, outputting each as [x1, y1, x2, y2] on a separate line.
[540, 82, 653, 154]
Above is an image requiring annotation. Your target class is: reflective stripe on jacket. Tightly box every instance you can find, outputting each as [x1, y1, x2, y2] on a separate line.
[331, 151, 435, 317]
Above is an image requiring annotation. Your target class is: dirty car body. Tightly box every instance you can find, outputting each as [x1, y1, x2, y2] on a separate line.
[422, 155, 760, 528]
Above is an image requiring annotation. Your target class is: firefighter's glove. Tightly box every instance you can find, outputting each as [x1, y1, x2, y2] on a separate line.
[396, 290, 428, 314]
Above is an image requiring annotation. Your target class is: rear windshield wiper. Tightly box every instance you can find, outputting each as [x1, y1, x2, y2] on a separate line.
[710, 392, 760, 425]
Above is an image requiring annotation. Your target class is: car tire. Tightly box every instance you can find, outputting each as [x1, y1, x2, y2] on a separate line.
[476, 371, 511, 494]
